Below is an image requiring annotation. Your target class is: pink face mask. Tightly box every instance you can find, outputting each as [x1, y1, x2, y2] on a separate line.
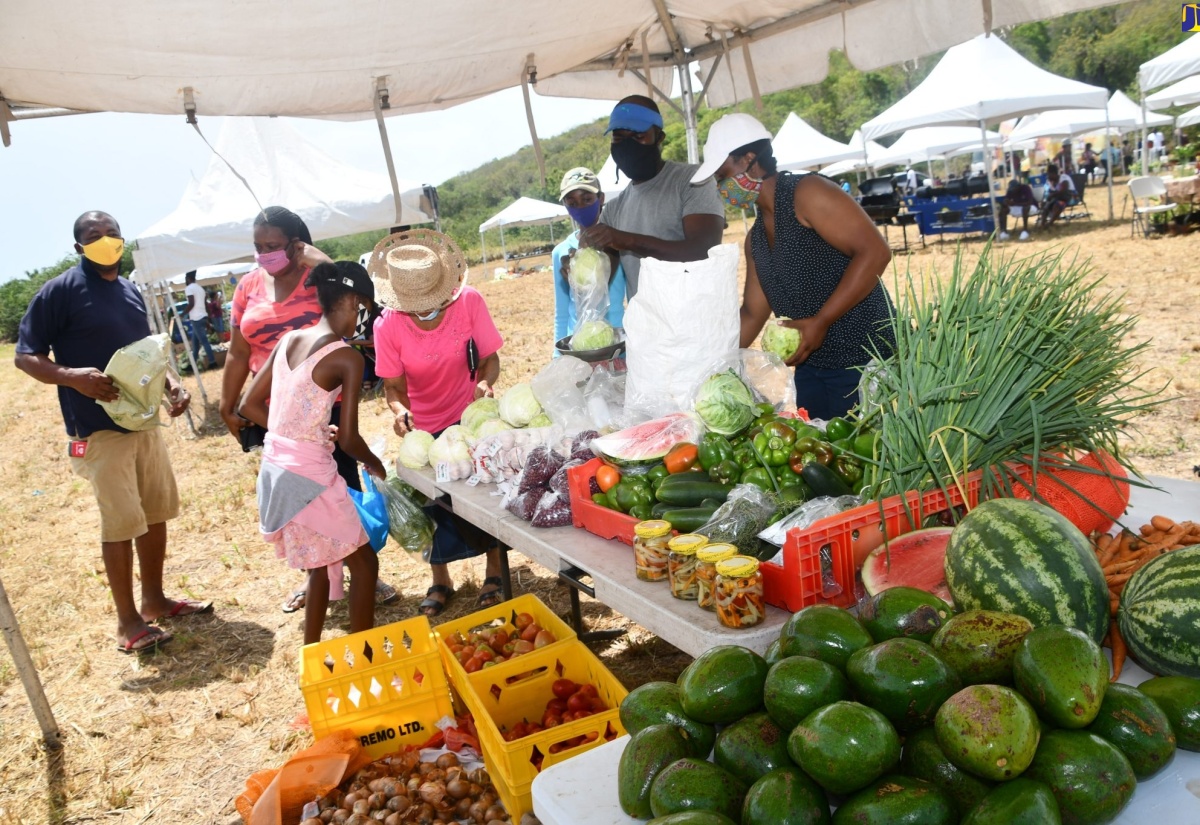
[255, 248, 290, 274]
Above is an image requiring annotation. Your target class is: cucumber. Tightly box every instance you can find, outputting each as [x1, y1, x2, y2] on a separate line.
[801, 462, 853, 498]
[651, 502, 672, 519]
[654, 475, 734, 507]
[661, 506, 720, 533]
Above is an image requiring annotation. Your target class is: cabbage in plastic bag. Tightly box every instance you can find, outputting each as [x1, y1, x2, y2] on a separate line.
[498, 382, 543, 427]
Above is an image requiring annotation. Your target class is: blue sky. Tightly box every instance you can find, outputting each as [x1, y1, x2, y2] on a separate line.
[0, 89, 617, 283]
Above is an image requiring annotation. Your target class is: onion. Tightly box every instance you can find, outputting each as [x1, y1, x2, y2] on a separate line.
[331, 809, 351, 825]
[454, 796, 473, 817]
[435, 752, 460, 769]
[445, 777, 470, 800]
[406, 776, 422, 794]
[386, 794, 411, 813]
[467, 782, 484, 798]
[342, 792, 362, 808]
[352, 799, 371, 816]
[367, 792, 386, 810]
[484, 804, 507, 822]
[384, 815, 402, 825]
[319, 810, 336, 824]
[468, 800, 489, 823]
[301, 818, 324, 825]
[418, 781, 446, 806]
[468, 768, 490, 786]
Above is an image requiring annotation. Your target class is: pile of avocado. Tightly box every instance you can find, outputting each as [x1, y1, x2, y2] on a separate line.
[617, 589, 1200, 824]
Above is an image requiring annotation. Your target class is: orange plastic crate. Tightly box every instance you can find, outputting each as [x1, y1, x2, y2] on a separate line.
[450, 639, 627, 790]
[299, 616, 454, 760]
[761, 464, 1035, 612]
[566, 457, 640, 545]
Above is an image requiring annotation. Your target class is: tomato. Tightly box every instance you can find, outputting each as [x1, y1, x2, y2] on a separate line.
[463, 657, 483, 673]
[551, 679, 578, 699]
[534, 629, 556, 648]
[490, 630, 510, 648]
[501, 642, 517, 657]
[577, 684, 599, 699]
[475, 648, 494, 663]
[512, 639, 535, 655]
[514, 612, 535, 631]
[546, 698, 568, 714]
[543, 713, 562, 728]
[460, 645, 476, 659]
[588, 697, 608, 713]
[663, 443, 699, 475]
[567, 691, 591, 712]
[596, 465, 621, 493]
[520, 623, 543, 643]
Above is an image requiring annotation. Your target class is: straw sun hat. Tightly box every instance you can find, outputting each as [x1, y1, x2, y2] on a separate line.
[365, 228, 468, 314]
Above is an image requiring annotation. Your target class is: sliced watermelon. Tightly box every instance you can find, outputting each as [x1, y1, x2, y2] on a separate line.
[861, 528, 955, 605]
[590, 412, 705, 471]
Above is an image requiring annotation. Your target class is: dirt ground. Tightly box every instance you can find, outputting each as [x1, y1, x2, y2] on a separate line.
[0, 182, 1197, 824]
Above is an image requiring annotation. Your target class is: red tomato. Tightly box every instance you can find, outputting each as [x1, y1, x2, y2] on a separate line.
[491, 630, 510, 648]
[476, 649, 494, 663]
[546, 698, 568, 715]
[520, 623, 543, 643]
[551, 679, 578, 699]
[460, 645, 476, 659]
[577, 684, 599, 699]
[588, 697, 608, 713]
[512, 639, 535, 655]
[543, 714, 562, 728]
[463, 657, 483, 673]
[596, 465, 621, 493]
[514, 612, 535, 631]
[534, 630, 556, 648]
[567, 692, 591, 712]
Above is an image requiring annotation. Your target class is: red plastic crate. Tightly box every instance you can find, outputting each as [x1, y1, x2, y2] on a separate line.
[566, 457, 640, 545]
[761, 464, 1035, 612]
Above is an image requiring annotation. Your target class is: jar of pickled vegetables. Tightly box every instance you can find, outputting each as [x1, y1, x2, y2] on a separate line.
[695, 543, 738, 610]
[667, 534, 706, 600]
[633, 520, 673, 582]
[714, 556, 765, 628]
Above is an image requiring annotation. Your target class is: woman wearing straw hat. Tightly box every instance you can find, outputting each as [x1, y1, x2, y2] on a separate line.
[368, 229, 506, 617]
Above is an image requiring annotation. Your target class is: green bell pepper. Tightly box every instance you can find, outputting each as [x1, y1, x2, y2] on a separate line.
[611, 478, 654, 513]
[733, 441, 759, 473]
[852, 430, 880, 460]
[790, 437, 834, 473]
[741, 467, 775, 492]
[752, 429, 793, 467]
[778, 479, 812, 503]
[629, 503, 653, 521]
[830, 437, 854, 456]
[646, 464, 670, 484]
[591, 493, 610, 507]
[697, 433, 735, 472]
[792, 423, 822, 441]
[825, 416, 854, 442]
[707, 458, 742, 486]
[834, 454, 864, 487]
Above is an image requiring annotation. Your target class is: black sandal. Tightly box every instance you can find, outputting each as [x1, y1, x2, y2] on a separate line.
[477, 576, 505, 608]
[419, 584, 455, 618]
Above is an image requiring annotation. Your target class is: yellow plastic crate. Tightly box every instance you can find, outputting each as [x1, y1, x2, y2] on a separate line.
[434, 593, 577, 687]
[299, 616, 454, 760]
[452, 639, 627, 789]
[492, 770, 533, 824]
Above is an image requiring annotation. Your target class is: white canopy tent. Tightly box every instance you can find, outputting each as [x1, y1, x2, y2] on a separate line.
[1178, 103, 1200, 130]
[820, 130, 887, 177]
[1145, 75, 1200, 109]
[1109, 90, 1174, 129]
[772, 113, 856, 171]
[869, 126, 1001, 168]
[1139, 34, 1200, 97]
[131, 261, 254, 290]
[596, 155, 631, 198]
[862, 34, 1112, 226]
[478, 197, 570, 267]
[132, 118, 435, 283]
[1006, 108, 1135, 144]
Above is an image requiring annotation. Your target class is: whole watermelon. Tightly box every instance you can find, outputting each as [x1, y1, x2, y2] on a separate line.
[944, 499, 1108, 644]
[1118, 547, 1200, 678]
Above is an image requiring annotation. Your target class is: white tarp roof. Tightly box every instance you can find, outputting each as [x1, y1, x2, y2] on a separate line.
[820, 130, 887, 176]
[773, 112, 857, 171]
[132, 118, 435, 282]
[1179, 103, 1200, 130]
[1145, 75, 1200, 109]
[862, 34, 1110, 140]
[869, 126, 1001, 167]
[0, 1, 1127, 123]
[1108, 90, 1175, 128]
[1139, 33, 1200, 93]
[596, 155, 631, 198]
[132, 262, 254, 289]
[479, 198, 569, 232]
[1006, 107, 1135, 144]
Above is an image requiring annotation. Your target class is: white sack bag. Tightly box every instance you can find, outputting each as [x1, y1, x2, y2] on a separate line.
[622, 243, 740, 419]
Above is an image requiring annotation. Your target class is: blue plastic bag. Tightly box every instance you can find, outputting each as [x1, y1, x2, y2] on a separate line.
[349, 472, 389, 552]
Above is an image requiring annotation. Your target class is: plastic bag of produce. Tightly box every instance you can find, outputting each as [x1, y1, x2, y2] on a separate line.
[689, 350, 796, 433]
[531, 490, 573, 527]
[517, 445, 565, 493]
[378, 476, 436, 560]
[757, 495, 862, 548]
[697, 484, 780, 558]
[530, 356, 595, 433]
[582, 362, 626, 432]
[505, 488, 542, 521]
[548, 459, 582, 502]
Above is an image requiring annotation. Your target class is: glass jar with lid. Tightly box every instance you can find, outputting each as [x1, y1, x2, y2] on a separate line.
[695, 543, 738, 610]
[714, 555, 765, 628]
[633, 520, 672, 582]
[666, 534, 706, 600]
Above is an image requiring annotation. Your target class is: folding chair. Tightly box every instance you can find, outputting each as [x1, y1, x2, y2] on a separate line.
[1061, 174, 1091, 221]
[1128, 176, 1176, 238]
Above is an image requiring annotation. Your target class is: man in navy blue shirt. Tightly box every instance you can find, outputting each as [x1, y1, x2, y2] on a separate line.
[15, 211, 209, 655]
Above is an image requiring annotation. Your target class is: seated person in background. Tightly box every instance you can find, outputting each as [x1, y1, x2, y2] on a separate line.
[998, 178, 1038, 241]
[1039, 164, 1076, 228]
[1081, 143, 1099, 183]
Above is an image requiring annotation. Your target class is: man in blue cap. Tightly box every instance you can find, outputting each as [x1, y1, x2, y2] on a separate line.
[579, 95, 724, 298]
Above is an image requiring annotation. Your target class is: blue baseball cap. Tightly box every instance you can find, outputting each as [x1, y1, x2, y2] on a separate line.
[606, 102, 664, 134]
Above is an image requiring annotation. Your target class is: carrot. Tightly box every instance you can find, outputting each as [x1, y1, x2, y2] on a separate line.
[1097, 540, 1120, 567]
[1140, 523, 1156, 537]
[1107, 572, 1135, 586]
[1180, 535, 1200, 546]
[1094, 533, 1113, 552]
[1110, 622, 1127, 681]
[1103, 559, 1140, 574]
[1110, 597, 1120, 617]
[1151, 515, 1176, 533]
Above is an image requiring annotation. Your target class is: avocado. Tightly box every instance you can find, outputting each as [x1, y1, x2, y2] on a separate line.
[677, 645, 768, 724]
[934, 684, 1040, 781]
[1013, 625, 1108, 728]
[763, 655, 849, 732]
[619, 681, 716, 759]
[900, 726, 993, 817]
[778, 605, 873, 671]
[648, 757, 747, 821]
[763, 637, 785, 667]
[647, 812, 737, 825]
[1023, 729, 1136, 825]
[960, 777, 1062, 825]
[787, 700, 901, 796]
[741, 766, 830, 825]
[1086, 682, 1177, 778]
[1138, 675, 1200, 751]
[618, 724, 695, 818]
[831, 774, 956, 825]
[846, 638, 962, 732]
[860, 585, 953, 643]
[930, 609, 1033, 685]
[712, 711, 791, 787]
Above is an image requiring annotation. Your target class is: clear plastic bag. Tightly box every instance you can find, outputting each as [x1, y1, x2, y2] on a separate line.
[582, 362, 626, 432]
[378, 476, 436, 560]
[588, 413, 705, 476]
[757, 495, 863, 547]
[689, 349, 797, 421]
[567, 249, 616, 352]
[530, 356, 594, 433]
[696, 484, 779, 557]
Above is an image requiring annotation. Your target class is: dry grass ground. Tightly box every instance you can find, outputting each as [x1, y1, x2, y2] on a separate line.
[0, 182, 1196, 823]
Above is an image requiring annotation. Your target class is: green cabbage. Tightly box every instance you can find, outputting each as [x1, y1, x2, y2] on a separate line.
[528, 412, 553, 428]
[761, 321, 801, 361]
[461, 397, 500, 436]
[571, 320, 617, 351]
[397, 430, 435, 468]
[694, 370, 756, 435]
[475, 418, 513, 438]
[428, 431, 471, 464]
[498, 382, 543, 427]
[571, 247, 610, 292]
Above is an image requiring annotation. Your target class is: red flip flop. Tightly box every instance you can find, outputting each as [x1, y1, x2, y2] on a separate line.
[160, 599, 214, 619]
[117, 627, 172, 655]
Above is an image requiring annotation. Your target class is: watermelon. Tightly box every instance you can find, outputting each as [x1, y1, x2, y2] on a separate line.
[590, 412, 705, 471]
[944, 499, 1109, 644]
[861, 528, 954, 604]
[1118, 547, 1200, 678]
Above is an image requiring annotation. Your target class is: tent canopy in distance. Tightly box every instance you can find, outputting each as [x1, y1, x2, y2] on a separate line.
[1006, 107, 1135, 144]
[862, 34, 1110, 141]
[1145, 74, 1200, 109]
[820, 129, 887, 176]
[772, 112, 856, 171]
[132, 118, 435, 283]
[479, 198, 569, 233]
[1108, 90, 1174, 128]
[869, 126, 1001, 168]
[1139, 32, 1200, 93]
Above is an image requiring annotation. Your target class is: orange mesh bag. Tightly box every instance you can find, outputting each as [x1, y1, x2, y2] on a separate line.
[1013, 450, 1130, 535]
[236, 729, 367, 824]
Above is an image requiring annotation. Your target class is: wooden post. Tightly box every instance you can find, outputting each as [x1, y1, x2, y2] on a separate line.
[0, 574, 62, 749]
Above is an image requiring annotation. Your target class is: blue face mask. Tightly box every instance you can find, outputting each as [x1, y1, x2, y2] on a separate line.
[566, 200, 602, 228]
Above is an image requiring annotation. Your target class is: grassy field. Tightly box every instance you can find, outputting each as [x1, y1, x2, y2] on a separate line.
[0, 187, 1197, 823]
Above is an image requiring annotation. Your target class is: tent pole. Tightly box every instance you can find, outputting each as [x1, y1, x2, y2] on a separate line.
[373, 77, 404, 225]
[980, 119, 999, 235]
[1105, 107, 1115, 221]
[500, 225, 507, 266]
[149, 282, 200, 435]
[521, 57, 548, 191]
[1140, 93, 1148, 175]
[0, 574, 61, 749]
[480, 233, 486, 272]
[650, 0, 698, 162]
[549, 220, 555, 246]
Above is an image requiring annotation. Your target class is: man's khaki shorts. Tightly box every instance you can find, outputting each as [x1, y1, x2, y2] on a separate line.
[70, 429, 180, 543]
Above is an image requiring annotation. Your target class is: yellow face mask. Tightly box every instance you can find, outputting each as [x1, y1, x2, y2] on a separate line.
[81, 236, 125, 267]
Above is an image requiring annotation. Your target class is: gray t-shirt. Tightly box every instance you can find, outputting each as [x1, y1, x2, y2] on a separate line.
[600, 160, 725, 297]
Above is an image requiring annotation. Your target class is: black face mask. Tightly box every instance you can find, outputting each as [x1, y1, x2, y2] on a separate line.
[611, 138, 661, 182]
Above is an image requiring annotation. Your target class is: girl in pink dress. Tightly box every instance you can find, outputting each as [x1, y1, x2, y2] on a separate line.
[240, 262, 386, 644]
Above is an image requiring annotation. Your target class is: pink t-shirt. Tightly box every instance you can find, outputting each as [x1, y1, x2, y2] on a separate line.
[373, 287, 503, 434]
